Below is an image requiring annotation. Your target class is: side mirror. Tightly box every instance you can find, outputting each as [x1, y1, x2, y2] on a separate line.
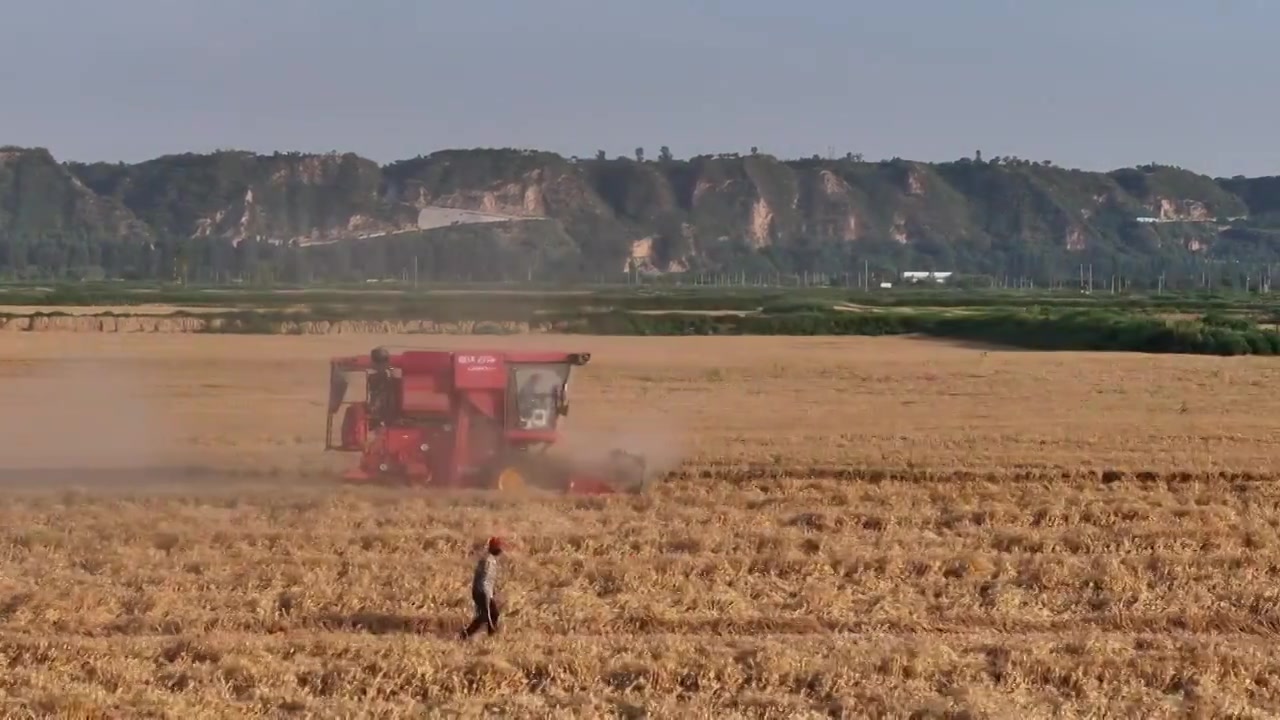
[555, 383, 569, 416]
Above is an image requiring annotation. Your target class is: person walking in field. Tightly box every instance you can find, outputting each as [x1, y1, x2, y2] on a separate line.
[460, 536, 504, 639]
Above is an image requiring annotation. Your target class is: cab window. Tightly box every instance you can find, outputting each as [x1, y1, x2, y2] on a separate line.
[511, 364, 568, 429]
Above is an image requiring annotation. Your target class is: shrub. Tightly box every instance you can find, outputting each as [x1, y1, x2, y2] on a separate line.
[1201, 312, 1254, 332]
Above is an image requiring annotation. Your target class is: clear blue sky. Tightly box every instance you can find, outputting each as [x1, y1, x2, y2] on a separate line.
[2, 0, 1276, 177]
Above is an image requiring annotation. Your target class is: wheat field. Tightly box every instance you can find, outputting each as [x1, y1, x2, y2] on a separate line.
[1, 332, 1279, 718]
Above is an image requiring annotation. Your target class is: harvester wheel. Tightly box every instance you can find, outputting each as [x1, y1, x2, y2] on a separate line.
[494, 465, 528, 492]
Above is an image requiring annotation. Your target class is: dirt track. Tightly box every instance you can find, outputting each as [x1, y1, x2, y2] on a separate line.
[0, 334, 1278, 716]
[0, 315, 545, 334]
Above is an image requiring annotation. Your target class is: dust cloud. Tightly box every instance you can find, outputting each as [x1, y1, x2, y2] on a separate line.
[554, 410, 689, 485]
[0, 358, 180, 484]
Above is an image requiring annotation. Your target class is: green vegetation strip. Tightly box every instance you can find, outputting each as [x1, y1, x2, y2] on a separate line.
[576, 308, 1280, 356]
[6, 283, 1280, 315]
[6, 301, 1280, 356]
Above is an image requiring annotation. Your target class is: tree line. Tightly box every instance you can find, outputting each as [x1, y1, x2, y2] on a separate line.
[2, 230, 1280, 293]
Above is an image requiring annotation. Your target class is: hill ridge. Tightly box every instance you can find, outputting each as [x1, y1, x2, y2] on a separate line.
[2, 144, 1279, 282]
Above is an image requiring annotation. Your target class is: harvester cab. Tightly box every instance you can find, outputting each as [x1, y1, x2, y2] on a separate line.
[325, 346, 648, 495]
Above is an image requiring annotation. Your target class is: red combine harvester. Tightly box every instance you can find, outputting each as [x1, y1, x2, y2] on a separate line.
[325, 346, 649, 495]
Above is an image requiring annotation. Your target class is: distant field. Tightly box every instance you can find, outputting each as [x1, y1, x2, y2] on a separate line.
[3, 288, 1280, 358]
[0, 304, 237, 315]
[0, 334, 1278, 716]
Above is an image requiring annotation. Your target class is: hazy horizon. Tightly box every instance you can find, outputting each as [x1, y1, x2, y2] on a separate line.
[3, 0, 1277, 177]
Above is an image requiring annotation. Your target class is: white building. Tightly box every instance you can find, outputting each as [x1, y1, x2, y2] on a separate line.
[901, 271, 953, 284]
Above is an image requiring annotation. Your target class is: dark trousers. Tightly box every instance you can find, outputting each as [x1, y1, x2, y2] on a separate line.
[461, 591, 500, 638]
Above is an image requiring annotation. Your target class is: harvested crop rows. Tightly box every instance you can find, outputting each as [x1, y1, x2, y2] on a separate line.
[1, 333, 1279, 718]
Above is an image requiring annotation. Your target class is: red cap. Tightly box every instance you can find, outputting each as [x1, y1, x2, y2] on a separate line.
[487, 536, 504, 551]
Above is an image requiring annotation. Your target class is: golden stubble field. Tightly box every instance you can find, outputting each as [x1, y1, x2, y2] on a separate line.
[2, 332, 1280, 718]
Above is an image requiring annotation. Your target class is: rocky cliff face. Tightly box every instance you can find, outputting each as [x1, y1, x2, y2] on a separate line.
[68, 151, 396, 246]
[0, 147, 153, 242]
[0, 144, 1269, 276]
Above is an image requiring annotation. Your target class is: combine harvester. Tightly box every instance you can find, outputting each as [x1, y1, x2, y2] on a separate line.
[325, 346, 651, 495]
